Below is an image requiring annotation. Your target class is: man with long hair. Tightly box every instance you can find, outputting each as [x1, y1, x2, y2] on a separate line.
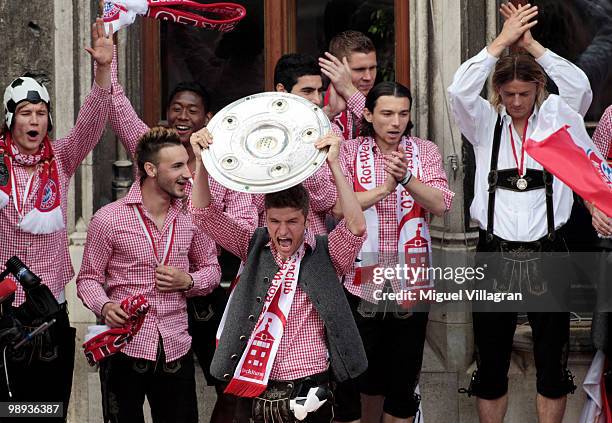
[333, 81, 453, 423]
[448, 3, 592, 422]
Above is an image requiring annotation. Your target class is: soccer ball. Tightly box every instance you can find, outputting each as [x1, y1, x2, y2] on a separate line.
[3, 77, 53, 131]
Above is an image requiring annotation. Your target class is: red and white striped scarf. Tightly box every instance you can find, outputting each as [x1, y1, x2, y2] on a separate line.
[0, 132, 63, 234]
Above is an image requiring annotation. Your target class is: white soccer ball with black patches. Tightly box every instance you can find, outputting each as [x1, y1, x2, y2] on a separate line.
[290, 386, 331, 421]
[3, 76, 53, 131]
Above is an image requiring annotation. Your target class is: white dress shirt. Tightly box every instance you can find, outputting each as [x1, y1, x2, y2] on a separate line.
[448, 48, 593, 241]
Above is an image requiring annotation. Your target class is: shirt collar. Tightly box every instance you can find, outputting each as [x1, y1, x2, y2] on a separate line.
[122, 182, 145, 205]
[499, 106, 539, 127]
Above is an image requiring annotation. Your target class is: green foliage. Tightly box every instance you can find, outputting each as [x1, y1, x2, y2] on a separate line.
[368, 8, 395, 82]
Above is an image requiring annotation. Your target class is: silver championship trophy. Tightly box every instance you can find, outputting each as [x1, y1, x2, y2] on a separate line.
[203, 92, 331, 193]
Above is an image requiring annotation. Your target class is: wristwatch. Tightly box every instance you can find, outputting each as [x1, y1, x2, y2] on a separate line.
[399, 171, 412, 186]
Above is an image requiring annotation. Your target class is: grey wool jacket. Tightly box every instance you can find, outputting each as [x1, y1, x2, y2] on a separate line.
[210, 227, 368, 383]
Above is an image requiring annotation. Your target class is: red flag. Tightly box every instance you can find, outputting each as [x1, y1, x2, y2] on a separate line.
[524, 96, 612, 217]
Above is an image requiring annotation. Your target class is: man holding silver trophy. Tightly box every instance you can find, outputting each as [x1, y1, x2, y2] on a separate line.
[189, 120, 368, 422]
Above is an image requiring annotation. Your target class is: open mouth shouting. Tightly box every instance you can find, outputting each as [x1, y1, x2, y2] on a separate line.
[26, 130, 40, 140]
[277, 237, 293, 249]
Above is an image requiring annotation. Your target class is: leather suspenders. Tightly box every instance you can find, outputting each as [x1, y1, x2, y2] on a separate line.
[486, 115, 556, 242]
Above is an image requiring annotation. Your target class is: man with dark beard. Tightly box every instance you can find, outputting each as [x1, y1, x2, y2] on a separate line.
[77, 127, 221, 422]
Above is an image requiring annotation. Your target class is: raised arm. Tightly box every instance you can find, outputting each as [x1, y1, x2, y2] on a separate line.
[448, 4, 539, 145]
[316, 134, 366, 236]
[189, 127, 254, 261]
[108, 52, 150, 157]
[303, 164, 337, 214]
[332, 140, 395, 217]
[447, 51, 498, 145]
[499, 2, 592, 116]
[54, 19, 113, 177]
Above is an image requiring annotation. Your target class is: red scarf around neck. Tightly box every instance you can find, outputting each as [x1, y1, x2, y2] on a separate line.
[0, 132, 64, 234]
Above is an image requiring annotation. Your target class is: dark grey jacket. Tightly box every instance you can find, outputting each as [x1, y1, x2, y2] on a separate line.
[210, 228, 367, 383]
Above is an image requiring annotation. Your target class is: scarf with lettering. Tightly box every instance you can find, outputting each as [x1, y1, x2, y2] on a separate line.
[0, 132, 63, 234]
[353, 136, 433, 301]
[222, 245, 304, 398]
[103, 0, 246, 33]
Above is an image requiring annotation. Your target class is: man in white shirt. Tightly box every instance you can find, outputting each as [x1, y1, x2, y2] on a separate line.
[448, 3, 592, 422]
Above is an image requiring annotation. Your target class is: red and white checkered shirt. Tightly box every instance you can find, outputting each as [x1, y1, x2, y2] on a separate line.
[108, 63, 257, 230]
[1, 82, 111, 306]
[339, 136, 454, 299]
[251, 165, 337, 236]
[190, 202, 364, 380]
[332, 91, 366, 140]
[594, 105, 612, 164]
[77, 182, 221, 362]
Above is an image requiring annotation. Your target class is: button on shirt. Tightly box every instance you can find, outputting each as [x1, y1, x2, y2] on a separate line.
[191, 201, 365, 380]
[77, 183, 221, 362]
[338, 136, 454, 299]
[448, 48, 593, 241]
[1, 82, 111, 306]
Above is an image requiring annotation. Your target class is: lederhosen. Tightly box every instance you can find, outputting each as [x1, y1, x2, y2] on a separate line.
[478, 115, 569, 297]
[463, 115, 576, 400]
[484, 115, 556, 250]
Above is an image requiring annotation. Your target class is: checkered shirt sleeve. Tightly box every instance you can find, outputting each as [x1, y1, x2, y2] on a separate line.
[2, 82, 111, 306]
[191, 202, 254, 262]
[77, 189, 220, 362]
[593, 105, 612, 160]
[346, 91, 366, 124]
[339, 136, 454, 294]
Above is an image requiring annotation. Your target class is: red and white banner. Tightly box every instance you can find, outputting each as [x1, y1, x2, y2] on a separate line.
[579, 350, 612, 423]
[525, 96, 612, 217]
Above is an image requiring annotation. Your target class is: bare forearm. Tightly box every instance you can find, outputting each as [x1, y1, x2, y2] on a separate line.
[94, 64, 111, 90]
[525, 39, 546, 59]
[487, 37, 507, 58]
[330, 162, 366, 236]
[404, 178, 446, 217]
[332, 183, 390, 217]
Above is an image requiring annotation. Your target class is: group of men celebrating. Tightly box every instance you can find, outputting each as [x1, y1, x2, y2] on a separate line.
[0, 3, 610, 423]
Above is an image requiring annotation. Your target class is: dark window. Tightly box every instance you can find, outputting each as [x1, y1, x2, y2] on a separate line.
[160, 0, 264, 113]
